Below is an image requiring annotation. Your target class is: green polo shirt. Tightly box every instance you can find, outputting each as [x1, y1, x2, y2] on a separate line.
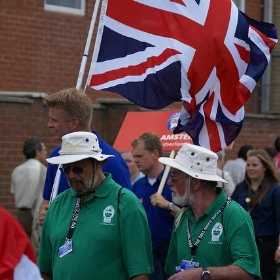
[38, 174, 153, 280]
[165, 190, 260, 277]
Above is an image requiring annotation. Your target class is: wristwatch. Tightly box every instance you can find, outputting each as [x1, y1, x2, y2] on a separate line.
[201, 267, 211, 280]
[168, 202, 175, 212]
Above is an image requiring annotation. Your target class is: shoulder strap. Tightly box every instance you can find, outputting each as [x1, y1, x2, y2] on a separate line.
[174, 207, 187, 232]
[117, 187, 122, 214]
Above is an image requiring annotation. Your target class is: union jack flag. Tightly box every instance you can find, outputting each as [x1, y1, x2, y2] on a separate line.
[87, 0, 278, 152]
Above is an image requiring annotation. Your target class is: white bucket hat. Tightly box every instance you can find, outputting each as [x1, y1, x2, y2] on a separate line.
[47, 131, 114, 165]
[159, 143, 227, 184]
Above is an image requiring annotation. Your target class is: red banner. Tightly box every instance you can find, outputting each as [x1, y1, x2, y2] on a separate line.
[113, 111, 192, 151]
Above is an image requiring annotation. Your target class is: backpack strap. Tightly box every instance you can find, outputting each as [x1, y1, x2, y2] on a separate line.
[117, 187, 122, 214]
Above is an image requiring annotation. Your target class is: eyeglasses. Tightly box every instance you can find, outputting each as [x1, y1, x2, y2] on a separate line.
[170, 173, 187, 182]
[59, 165, 85, 175]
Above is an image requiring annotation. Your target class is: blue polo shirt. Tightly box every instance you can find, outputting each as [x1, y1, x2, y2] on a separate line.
[132, 171, 174, 245]
[43, 131, 131, 200]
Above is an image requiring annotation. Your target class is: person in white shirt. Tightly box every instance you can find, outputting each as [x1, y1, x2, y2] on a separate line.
[10, 138, 47, 244]
[216, 150, 235, 196]
[223, 145, 253, 187]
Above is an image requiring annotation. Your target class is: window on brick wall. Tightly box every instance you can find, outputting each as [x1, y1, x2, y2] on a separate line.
[233, 0, 246, 12]
[44, 0, 85, 16]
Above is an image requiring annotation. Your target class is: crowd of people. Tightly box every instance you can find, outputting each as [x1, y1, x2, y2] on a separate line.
[4, 87, 280, 280]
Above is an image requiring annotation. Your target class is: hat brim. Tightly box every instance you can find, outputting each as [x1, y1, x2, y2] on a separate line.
[47, 154, 114, 165]
[159, 157, 227, 184]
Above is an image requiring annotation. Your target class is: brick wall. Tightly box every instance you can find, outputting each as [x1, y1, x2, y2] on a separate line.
[246, 0, 263, 19]
[270, 0, 280, 113]
[0, 96, 52, 216]
[0, 0, 104, 95]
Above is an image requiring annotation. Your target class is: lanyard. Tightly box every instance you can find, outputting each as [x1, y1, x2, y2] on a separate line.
[187, 197, 232, 260]
[66, 197, 81, 241]
[66, 185, 100, 241]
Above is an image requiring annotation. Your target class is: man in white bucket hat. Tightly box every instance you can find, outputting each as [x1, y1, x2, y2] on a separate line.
[158, 143, 260, 280]
[38, 131, 153, 280]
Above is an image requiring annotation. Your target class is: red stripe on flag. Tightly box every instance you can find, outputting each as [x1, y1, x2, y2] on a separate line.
[203, 93, 222, 151]
[250, 25, 277, 52]
[236, 81, 252, 104]
[235, 44, 250, 64]
[90, 48, 181, 86]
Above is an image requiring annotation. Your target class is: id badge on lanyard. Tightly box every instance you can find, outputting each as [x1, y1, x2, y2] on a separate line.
[58, 197, 80, 258]
[59, 239, 73, 258]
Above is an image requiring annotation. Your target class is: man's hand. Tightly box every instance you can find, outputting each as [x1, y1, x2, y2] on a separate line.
[168, 265, 256, 280]
[150, 193, 180, 217]
[274, 246, 280, 264]
[167, 269, 198, 280]
[150, 193, 169, 209]
[38, 199, 50, 225]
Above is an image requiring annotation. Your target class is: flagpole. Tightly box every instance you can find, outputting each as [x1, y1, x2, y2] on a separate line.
[76, 0, 101, 90]
[157, 150, 175, 195]
[49, 165, 61, 203]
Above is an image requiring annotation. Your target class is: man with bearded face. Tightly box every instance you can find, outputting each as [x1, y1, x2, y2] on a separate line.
[159, 144, 260, 280]
[38, 132, 153, 280]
